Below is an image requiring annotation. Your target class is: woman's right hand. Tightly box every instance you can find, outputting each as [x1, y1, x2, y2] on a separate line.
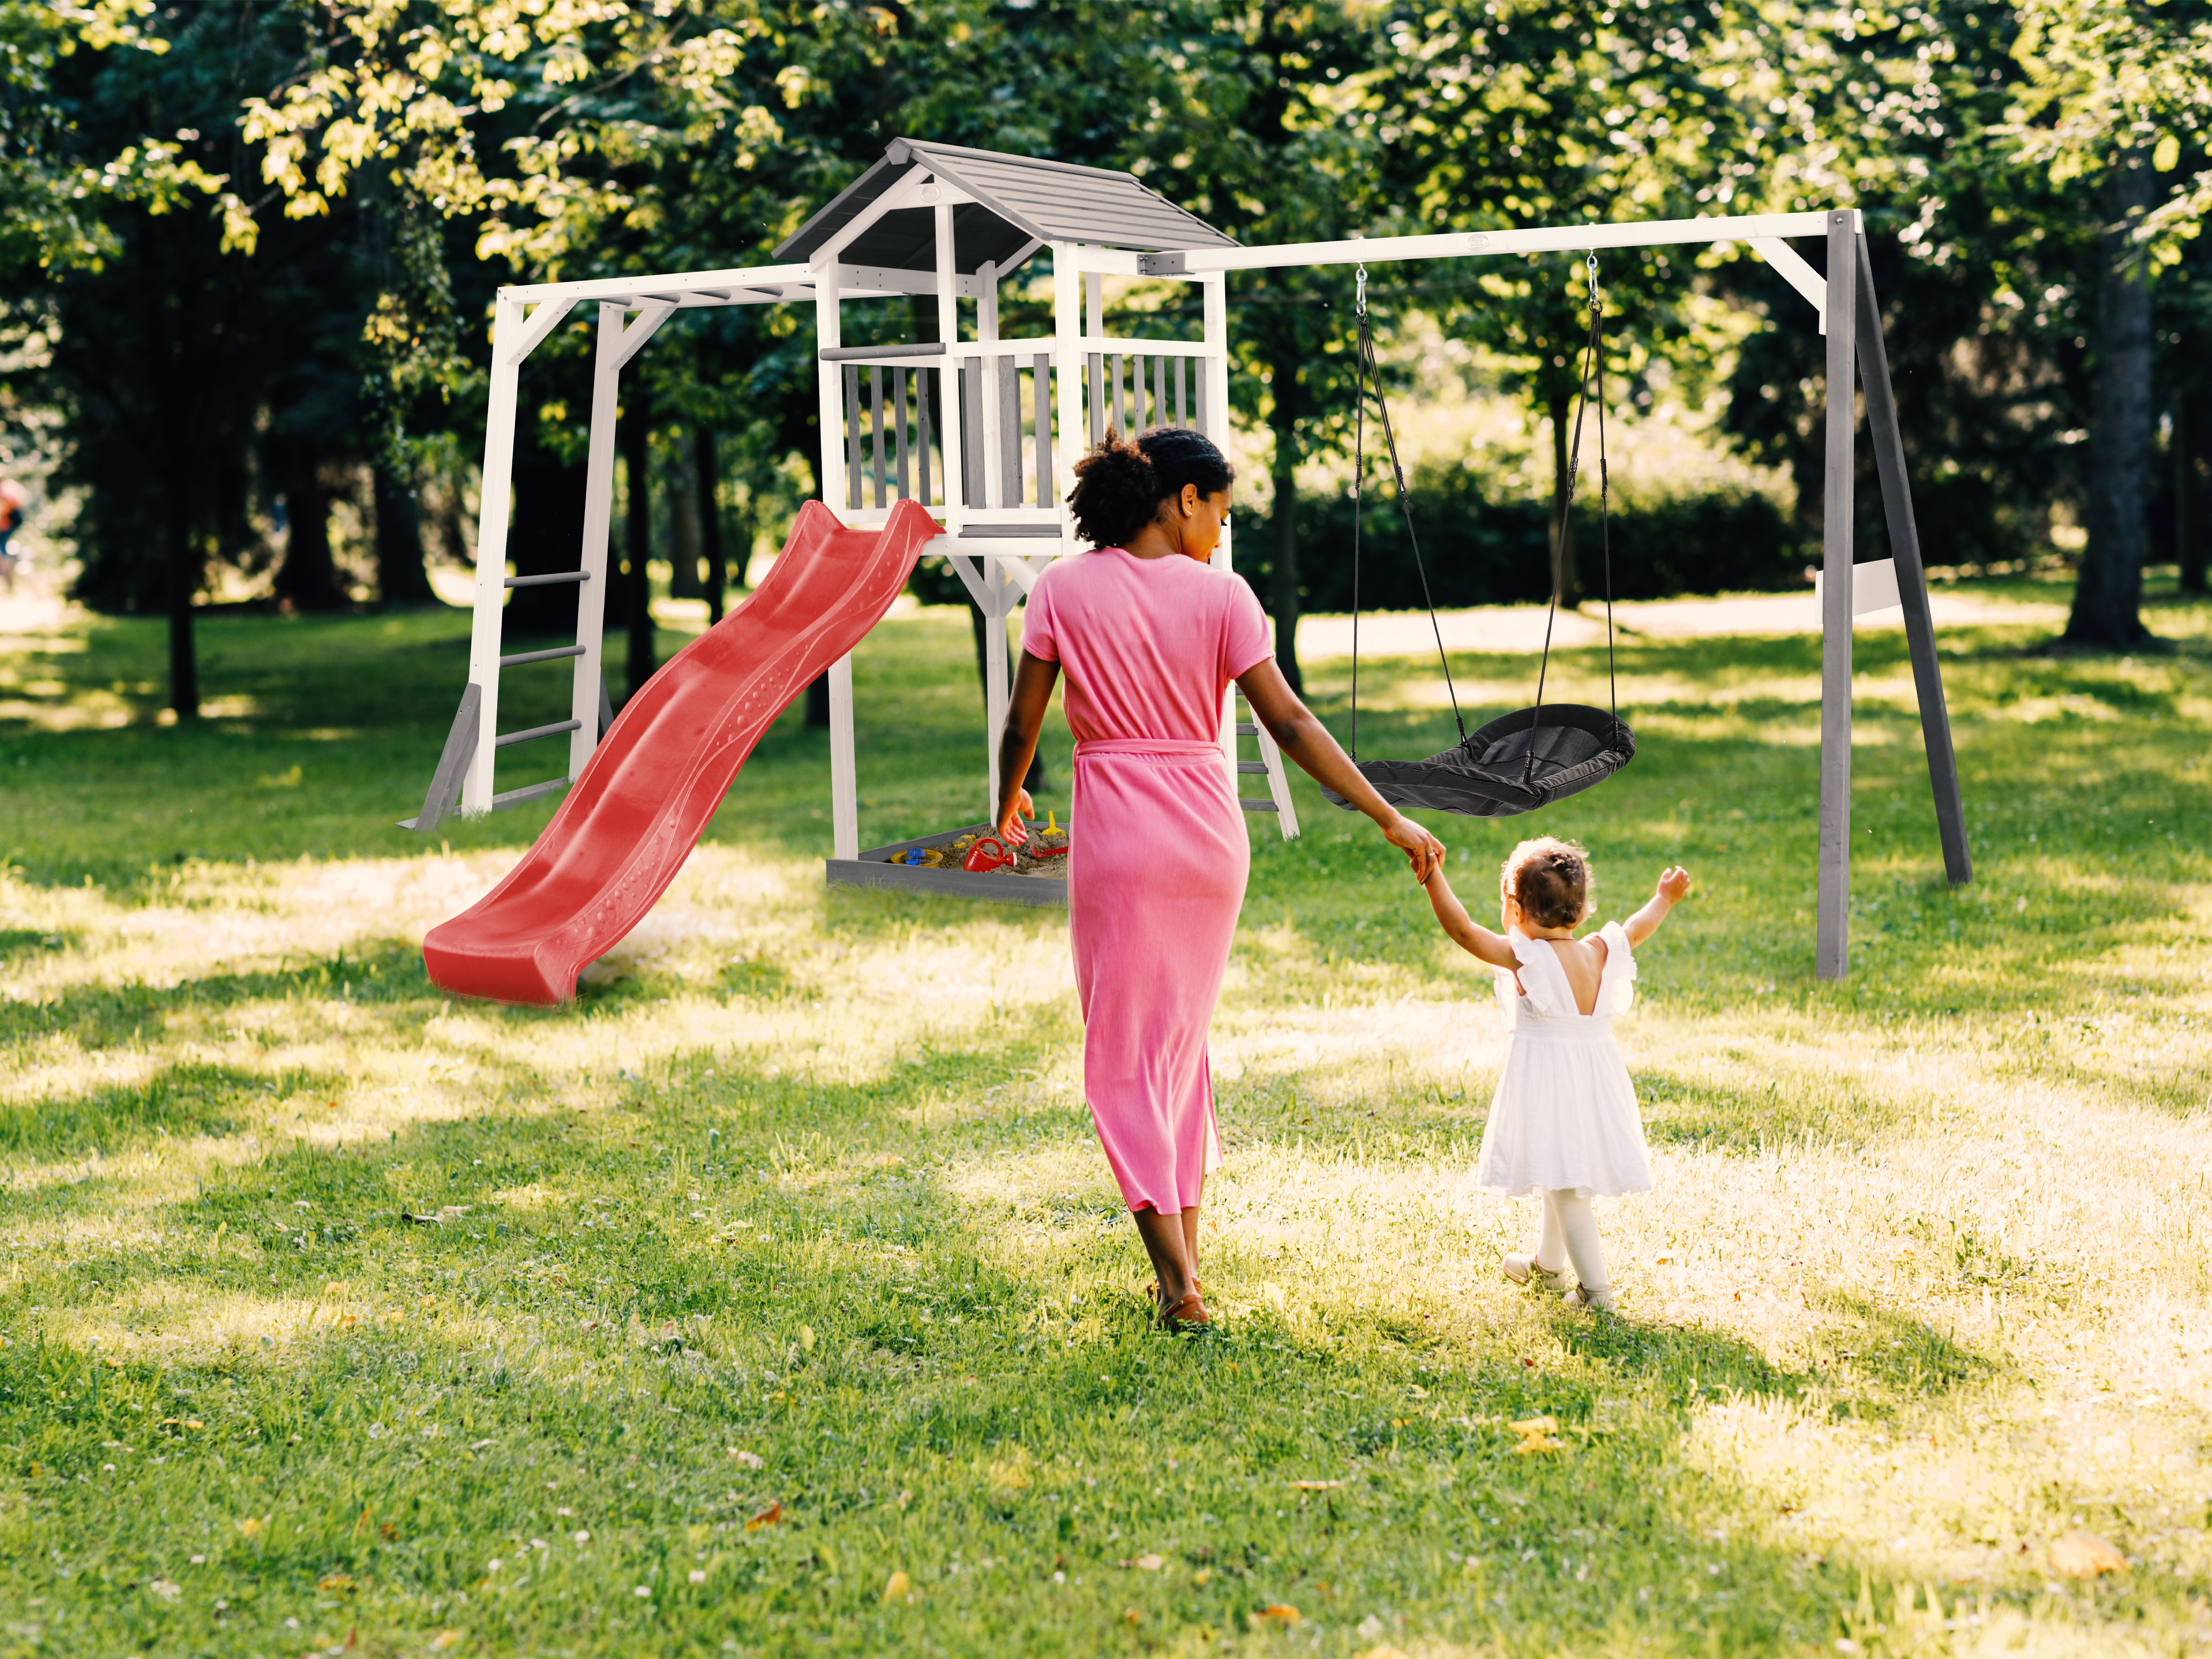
[1380, 812, 1445, 883]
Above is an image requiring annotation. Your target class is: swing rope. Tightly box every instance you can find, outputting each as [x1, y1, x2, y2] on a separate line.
[1350, 263, 1463, 762]
[1524, 251, 1622, 782]
[1326, 251, 1635, 822]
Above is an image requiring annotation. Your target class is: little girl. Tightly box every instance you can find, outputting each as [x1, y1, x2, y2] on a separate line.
[1421, 837, 1690, 1312]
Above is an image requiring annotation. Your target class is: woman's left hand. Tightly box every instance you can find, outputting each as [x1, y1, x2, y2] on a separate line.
[1381, 812, 1446, 883]
[997, 789, 1035, 845]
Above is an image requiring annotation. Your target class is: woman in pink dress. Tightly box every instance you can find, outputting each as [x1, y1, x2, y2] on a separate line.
[995, 428, 1444, 1329]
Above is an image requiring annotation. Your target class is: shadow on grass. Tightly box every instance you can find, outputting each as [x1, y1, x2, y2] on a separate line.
[0, 1059, 345, 1162]
[1637, 1068, 1903, 1155]
[0, 937, 439, 1053]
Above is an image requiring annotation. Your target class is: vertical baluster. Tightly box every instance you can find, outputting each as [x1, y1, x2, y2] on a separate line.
[1000, 353, 1022, 505]
[1112, 354, 1126, 436]
[843, 364, 862, 509]
[1087, 352, 1104, 444]
[895, 367, 911, 499]
[1153, 356, 1166, 432]
[870, 367, 887, 509]
[919, 367, 933, 503]
[962, 358, 985, 509]
[1175, 357, 1188, 427]
[1194, 359, 1209, 438]
[1034, 353, 1052, 508]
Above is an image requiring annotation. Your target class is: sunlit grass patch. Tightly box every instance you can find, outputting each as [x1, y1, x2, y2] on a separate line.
[0, 583, 2208, 1654]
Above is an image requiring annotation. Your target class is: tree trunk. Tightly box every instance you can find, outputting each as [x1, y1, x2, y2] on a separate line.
[1547, 385, 1580, 606]
[2177, 389, 2208, 597]
[1269, 347, 1303, 694]
[2176, 390, 2193, 596]
[273, 466, 345, 611]
[667, 432, 702, 598]
[806, 672, 830, 727]
[697, 425, 726, 624]
[623, 384, 656, 698]
[2067, 159, 2156, 648]
[165, 486, 199, 719]
[374, 463, 435, 606]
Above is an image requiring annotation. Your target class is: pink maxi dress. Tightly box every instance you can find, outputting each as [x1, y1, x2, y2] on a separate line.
[1021, 547, 1273, 1214]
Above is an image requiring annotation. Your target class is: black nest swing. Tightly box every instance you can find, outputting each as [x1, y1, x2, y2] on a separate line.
[1321, 255, 1634, 821]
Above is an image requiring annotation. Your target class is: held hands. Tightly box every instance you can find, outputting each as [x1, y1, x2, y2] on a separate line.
[1381, 812, 1446, 884]
[995, 789, 1035, 846]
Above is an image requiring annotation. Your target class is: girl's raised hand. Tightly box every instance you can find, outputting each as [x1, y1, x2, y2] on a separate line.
[1656, 865, 1692, 904]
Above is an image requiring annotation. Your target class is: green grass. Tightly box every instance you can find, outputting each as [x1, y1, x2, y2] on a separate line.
[1, 575, 2209, 1657]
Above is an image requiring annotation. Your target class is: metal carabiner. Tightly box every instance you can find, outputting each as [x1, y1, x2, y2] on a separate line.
[1355, 263, 1368, 319]
[1585, 249, 1600, 304]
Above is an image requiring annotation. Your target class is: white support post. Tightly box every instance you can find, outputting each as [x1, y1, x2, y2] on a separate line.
[567, 302, 626, 779]
[1816, 208, 1859, 980]
[1052, 243, 1084, 516]
[1202, 273, 1239, 802]
[815, 263, 861, 862]
[983, 565, 1011, 816]
[829, 652, 858, 861]
[978, 259, 1003, 508]
[934, 202, 964, 524]
[463, 295, 526, 813]
[815, 265, 844, 508]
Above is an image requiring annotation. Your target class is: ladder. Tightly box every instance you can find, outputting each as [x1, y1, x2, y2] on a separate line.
[1231, 688, 1299, 837]
[405, 296, 669, 834]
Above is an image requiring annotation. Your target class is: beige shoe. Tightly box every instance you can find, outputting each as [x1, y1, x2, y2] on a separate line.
[1563, 1282, 1617, 1313]
[1503, 1253, 1566, 1287]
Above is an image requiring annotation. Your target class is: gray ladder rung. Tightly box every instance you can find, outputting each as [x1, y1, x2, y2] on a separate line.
[499, 644, 586, 667]
[491, 777, 571, 810]
[494, 718, 582, 749]
[1235, 722, 1259, 736]
[1236, 760, 1269, 773]
[1240, 799, 1280, 812]
[505, 571, 590, 588]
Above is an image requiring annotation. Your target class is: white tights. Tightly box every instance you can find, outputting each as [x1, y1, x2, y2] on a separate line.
[1533, 1189, 1611, 1294]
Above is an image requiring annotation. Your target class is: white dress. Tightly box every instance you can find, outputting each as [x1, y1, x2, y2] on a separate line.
[1474, 922, 1654, 1198]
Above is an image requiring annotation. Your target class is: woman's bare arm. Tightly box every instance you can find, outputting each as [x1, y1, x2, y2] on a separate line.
[1236, 657, 1444, 882]
[1421, 865, 1519, 968]
[994, 649, 1062, 841]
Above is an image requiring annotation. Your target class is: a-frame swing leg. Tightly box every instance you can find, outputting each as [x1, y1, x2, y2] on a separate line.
[1853, 233, 1972, 889]
[1817, 210, 1859, 981]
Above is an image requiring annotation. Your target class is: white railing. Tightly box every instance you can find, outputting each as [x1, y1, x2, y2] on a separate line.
[826, 337, 1217, 523]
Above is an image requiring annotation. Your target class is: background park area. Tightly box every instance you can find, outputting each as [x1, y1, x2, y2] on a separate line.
[8, 0, 2212, 1653]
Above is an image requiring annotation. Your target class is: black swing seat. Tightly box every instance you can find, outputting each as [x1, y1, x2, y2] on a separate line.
[1322, 703, 1635, 819]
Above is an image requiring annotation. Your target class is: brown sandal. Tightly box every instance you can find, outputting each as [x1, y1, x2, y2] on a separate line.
[1160, 1290, 1213, 1331]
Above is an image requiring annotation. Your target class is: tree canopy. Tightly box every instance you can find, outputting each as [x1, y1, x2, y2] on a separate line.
[6, 0, 2212, 714]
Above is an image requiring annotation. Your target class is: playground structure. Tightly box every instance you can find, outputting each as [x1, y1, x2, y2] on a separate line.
[414, 138, 1970, 1001]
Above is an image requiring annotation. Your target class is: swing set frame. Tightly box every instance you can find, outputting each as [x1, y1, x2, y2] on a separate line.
[429, 135, 1966, 980]
[1164, 205, 1972, 980]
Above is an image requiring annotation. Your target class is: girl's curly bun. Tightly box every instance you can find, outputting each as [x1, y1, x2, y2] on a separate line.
[1502, 836, 1594, 930]
[1066, 426, 1234, 549]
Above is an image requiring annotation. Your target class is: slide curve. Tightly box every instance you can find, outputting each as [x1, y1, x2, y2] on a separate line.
[424, 498, 940, 1005]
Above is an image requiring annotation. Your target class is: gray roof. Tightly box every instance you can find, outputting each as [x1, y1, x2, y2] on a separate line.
[774, 138, 1237, 274]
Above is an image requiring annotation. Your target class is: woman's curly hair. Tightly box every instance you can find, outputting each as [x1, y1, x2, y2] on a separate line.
[1501, 836, 1594, 930]
[1066, 426, 1234, 549]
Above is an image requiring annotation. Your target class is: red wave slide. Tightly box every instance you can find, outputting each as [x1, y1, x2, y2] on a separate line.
[424, 498, 940, 1005]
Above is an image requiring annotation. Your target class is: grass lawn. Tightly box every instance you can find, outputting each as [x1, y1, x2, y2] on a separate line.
[0, 574, 2208, 1658]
